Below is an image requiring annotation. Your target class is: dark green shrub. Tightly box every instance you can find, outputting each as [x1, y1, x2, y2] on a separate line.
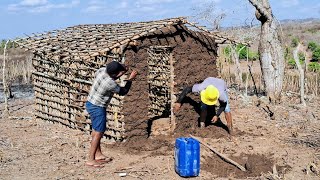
[312, 47, 320, 61]
[291, 37, 299, 47]
[298, 52, 305, 61]
[308, 62, 320, 72]
[308, 41, 318, 52]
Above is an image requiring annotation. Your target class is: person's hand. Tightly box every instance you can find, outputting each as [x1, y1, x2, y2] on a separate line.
[173, 103, 181, 113]
[128, 70, 138, 80]
[123, 64, 129, 72]
[211, 116, 218, 123]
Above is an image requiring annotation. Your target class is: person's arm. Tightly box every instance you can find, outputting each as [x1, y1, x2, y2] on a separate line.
[118, 80, 132, 96]
[176, 86, 192, 103]
[114, 70, 137, 96]
[216, 100, 227, 117]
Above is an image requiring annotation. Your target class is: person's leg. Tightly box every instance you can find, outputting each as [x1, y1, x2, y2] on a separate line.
[225, 112, 233, 133]
[200, 102, 208, 128]
[85, 101, 106, 167]
[95, 143, 106, 160]
[87, 130, 104, 166]
[224, 92, 233, 134]
[90, 130, 106, 160]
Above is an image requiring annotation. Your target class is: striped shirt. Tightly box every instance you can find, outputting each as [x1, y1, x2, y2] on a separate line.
[87, 67, 120, 107]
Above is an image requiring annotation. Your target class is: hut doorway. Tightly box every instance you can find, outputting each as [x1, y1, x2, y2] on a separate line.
[147, 46, 176, 136]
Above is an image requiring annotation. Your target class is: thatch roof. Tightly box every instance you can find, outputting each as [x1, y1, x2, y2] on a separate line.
[16, 17, 248, 61]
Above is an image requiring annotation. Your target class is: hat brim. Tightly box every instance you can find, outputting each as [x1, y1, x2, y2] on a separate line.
[200, 90, 218, 105]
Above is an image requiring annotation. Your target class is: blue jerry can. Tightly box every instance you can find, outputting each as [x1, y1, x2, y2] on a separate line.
[175, 137, 200, 177]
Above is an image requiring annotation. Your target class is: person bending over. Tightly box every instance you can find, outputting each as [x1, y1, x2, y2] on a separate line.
[174, 77, 233, 134]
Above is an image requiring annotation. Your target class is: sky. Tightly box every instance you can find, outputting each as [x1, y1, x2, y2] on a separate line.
[0, 0, 319, 40]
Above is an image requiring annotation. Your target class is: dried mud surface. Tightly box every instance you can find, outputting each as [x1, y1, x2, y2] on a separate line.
[2, 90, 319, 179]
[1, 36, 320, 179]
[122, 25, 217, 144]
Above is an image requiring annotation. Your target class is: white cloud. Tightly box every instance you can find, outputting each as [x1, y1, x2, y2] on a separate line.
[135, 0, 176, 5]
[83, 0, 174, 18]
[280, 0, 299, 7]
[8, 0, 80, 13]
[20, 0, 48, 6]
[190, 0, 221, 4]
[83, 0, 108, 13]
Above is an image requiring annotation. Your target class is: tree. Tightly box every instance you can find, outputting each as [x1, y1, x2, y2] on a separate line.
[248, 0, 285, 102]
[191, 1, 226, 31]
[308, 41, 318, 52]
[2, 40, 10, 117]
[293, 43, 306, 106]
[312, 47, 320, 61]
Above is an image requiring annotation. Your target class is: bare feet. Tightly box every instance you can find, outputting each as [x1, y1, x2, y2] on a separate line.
[227, 125, 234, 135]
[85, 160, 104, 168]
[96, 157, 113, 164]
[95, 154, 107, 160]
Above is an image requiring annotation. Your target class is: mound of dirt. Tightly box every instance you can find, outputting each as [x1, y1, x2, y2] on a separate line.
[202, 153, 274, 178]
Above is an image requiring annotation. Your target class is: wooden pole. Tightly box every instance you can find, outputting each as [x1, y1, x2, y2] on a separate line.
[231, 45, 243, 89]
[2, 40, 10, 117]
[293, 43, 306, 106]
[190, 135, 247, 172]
[245, 46, 249, 96]
[316, 73, 318, 96]
[169, 51, 176, 131]
[248, 64, 258, 96]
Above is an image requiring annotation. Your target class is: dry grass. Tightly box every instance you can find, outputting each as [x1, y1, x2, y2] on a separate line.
[0, 48, 33, 85]
[221, 71, 320, 96]
[221, 19, 320, 51]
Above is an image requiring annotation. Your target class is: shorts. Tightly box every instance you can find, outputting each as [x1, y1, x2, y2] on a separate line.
[85, 101, 107, 132]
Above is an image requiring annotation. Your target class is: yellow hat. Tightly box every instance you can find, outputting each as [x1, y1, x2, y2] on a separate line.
[200, 85, 219, 105]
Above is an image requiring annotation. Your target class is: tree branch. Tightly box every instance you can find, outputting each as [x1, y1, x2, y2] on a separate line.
[2, 40, 10, 117]
[248, 0, 272, 20]
[293, 43, 306, 106]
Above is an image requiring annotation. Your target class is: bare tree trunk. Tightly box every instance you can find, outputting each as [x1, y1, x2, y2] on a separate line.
[245, 47, 250, 96]
[293, 43, 306, 106]
[2, 40, 10, 117]
[8, 82, 14, 99]
[249, 0, 285, 103]
[231, 45, 243, 89]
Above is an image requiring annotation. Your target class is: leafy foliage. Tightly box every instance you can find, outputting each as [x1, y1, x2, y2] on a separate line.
[308, 41, 318, 52]
[308, 62, 320, 72]
[298, 52, 305, 61]
[313, 47, 320, 61]
[291, 37, 299, 48]
[1, 39, 17, 49]
[223, 45, 258, 61]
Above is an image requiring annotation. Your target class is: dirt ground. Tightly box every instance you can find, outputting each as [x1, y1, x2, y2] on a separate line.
[1, 90, 319, 180]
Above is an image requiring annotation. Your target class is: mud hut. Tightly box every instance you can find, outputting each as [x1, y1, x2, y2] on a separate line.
[16, 17, 241, 141]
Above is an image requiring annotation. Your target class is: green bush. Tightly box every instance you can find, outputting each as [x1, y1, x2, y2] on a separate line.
[223, 45, 258, 61]
[248, 51, 259, 60]
[0, 39, 17, 49]
[223, 46, 231, 56]
[287, 58, 304, 68]
[288, 58, 296, 67]
[284, 47, 292, 60]
[236, 44, 248, 59]
[308, 62, 320, 72]
[298, 52, 305, 61]
[308, 41, 318, 52]
[291, 37, 299, 47]
[313, 47, 320, 61]
[307, 28, 318, 34]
